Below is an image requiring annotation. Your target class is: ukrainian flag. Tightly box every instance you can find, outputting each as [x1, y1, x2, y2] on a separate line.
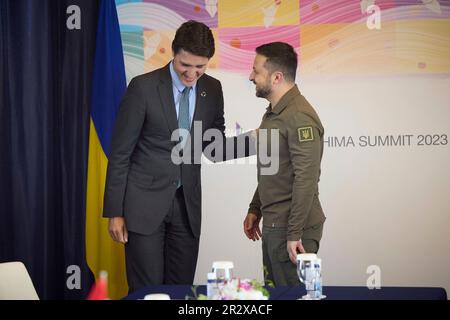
[85, 0, 127, 299]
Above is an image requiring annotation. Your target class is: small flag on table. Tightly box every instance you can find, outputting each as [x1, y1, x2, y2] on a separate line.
[87, 271, 109, 300]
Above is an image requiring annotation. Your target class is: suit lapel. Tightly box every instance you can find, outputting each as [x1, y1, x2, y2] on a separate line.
[191, 76, 207, 134]
[157, 64, 178, 133]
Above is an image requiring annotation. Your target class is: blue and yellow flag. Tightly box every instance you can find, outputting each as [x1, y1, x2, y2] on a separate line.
[85, 0, 127, 300]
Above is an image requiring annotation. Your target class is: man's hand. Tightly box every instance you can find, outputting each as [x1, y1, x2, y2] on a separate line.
[243, 213, 262, 241]
[287, 240, 306, 264]
[108, 217, 128, 244]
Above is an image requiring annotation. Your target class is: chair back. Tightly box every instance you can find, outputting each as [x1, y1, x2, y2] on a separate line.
[0, 261, 39, 300]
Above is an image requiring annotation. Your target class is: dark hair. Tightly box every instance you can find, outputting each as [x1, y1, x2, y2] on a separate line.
[172, 20, 215, 58]
[255, 42, 297, 82]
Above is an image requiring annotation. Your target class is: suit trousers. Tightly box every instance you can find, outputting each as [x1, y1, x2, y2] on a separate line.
[125, 187, 199, 293]
[262, 222, 324, 286]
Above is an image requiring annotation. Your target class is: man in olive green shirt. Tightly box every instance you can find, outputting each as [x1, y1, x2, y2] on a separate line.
[243, 42, 326, 286]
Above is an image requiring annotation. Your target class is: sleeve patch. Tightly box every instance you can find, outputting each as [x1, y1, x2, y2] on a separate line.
[297, 126, 314, 142]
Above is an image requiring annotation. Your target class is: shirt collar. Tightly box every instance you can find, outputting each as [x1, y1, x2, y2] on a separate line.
[266, 84, 300, 115]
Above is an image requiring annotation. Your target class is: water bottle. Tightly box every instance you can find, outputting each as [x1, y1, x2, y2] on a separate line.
[207, 272, 218, 300]
[312, 259, 323, 299]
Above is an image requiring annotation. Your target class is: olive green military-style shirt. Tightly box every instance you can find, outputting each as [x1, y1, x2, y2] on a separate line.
[248, 85, 326, 241]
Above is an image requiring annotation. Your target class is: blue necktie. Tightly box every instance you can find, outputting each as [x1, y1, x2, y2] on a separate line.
[178, 86, 191, 147]
[177, 87, 190, 188]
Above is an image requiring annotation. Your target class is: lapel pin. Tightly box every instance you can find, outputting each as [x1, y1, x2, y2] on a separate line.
[200, 91, 207, 97]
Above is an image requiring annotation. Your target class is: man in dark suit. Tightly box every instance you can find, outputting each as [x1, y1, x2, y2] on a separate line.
[103, 20, 253, 292]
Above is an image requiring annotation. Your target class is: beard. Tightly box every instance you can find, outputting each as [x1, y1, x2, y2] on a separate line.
[255, 81, 272, 99]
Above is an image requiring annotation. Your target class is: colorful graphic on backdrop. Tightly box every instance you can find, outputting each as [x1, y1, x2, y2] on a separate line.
[116, 0, 450, 79]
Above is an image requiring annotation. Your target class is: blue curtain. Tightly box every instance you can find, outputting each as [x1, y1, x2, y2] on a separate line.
[0, 0, 100, 299]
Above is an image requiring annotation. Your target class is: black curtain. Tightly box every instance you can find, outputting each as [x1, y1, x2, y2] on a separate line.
[0, 0, 100, 299]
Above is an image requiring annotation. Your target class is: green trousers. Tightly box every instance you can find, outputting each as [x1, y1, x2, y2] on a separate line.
[262, 223, 324, 286]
